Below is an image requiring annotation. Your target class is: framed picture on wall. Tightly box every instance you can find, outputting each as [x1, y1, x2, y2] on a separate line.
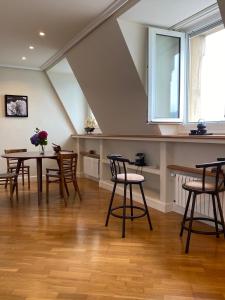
[5, 95, 28, 117]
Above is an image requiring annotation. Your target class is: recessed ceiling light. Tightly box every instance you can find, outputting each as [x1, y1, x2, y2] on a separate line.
[39, 31, 45, 36]
[29, 45, 34, 50]
[22, 56, 26, 60]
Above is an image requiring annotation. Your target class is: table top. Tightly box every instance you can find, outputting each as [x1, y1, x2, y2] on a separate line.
[2, 151, 57, 159]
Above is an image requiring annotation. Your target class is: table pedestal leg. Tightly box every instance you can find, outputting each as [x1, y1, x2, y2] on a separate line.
[36, 158, 42, 206]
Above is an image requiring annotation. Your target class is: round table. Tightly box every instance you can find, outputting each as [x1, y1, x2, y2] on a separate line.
[2, 151, 57, 205]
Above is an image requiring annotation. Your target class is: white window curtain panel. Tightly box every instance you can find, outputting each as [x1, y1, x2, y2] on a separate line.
[189, 35, 206, 122]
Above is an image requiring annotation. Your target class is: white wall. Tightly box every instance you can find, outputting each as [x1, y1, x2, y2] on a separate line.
[47, 58, 89, 134]
[0, 67, 75, 175]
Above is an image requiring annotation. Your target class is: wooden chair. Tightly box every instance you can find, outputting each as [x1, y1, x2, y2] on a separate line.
[46, 152, 81, 206]
[105, 155, 153, 238]
[4, 149, 30, 189]
[0, 172, 18, 201]
[181, 160, 225, 253]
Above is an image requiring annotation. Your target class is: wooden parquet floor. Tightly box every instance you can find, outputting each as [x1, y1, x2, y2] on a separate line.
[1, 178, 225, 300]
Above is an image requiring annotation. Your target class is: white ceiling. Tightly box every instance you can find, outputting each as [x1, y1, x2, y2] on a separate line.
[120, 0, 217, 27]
[0, 0, 221, 70]
[0, 0, 118, 69]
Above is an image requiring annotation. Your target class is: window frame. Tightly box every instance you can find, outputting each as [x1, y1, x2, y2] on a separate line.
[148, 27, 187, 123]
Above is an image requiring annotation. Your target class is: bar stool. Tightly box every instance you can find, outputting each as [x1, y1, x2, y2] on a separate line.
[105, 155, 153, 238]
[180, 160, 225, 253]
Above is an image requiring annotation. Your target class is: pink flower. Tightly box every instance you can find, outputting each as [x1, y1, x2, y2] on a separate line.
[38, 130, 48, 140]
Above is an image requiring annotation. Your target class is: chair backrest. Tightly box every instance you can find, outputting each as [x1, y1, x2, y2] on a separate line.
[58, 152, 78, 182]
[196, 160, 225, 192]
[4, 149, 27, 168]
[107, 155, 130, 181]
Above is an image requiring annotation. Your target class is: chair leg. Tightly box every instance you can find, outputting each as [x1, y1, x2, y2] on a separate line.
[139, 183, 153, 230]
[72, 179, 82, 201]
[46, 176, 49, 204]
[61, 178, 67, 207]
[5, 178, 8, 189]
[212, 194, 219, 238]
[122, 184, 127, 238]
[64, 180, 69, 196]
[27, 167, 30, 190]
[216, 193, 225, 238]
[129, 184, 134, 221]
[15, 179, 18, 202]
[105, 182, 117, 227]
[22, 167, 25, 186]
[185, 193, 196, 254]
[9, 178, 13, 201]
[180, 191, 192, 237]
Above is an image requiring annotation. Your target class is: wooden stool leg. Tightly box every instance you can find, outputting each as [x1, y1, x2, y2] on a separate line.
[139, 183, 153, 230]
[122, 183, 127, 238]
[185, 193, 196, 254]
[129, 184, 134, 221]
[216, 193, 225, 238]
[105, 182, 117, 227]
[180, 191, 192, 237]
[212, 194, 219, 238]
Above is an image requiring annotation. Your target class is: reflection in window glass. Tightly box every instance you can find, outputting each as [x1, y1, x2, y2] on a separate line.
[154, 35, 180, 119]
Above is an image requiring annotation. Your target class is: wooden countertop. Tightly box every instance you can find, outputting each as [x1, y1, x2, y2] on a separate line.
[72, 134, 225, 144]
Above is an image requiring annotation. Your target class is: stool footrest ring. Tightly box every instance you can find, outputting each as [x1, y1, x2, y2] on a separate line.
[111, 205, 146, 219]
[182, 217, 224, 235]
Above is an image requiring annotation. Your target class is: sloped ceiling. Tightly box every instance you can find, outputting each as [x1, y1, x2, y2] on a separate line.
[218, 0, 225, 25]
[66, 16, 160, 135]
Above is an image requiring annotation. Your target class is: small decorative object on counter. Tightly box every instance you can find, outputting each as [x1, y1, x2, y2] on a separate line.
[189, 119, 213, 136]
[135, 153, 145, 166]
[197, 119, 207, 135]
[84, 116, 96, 134]
[52, 143, 61, 153]
[30, 128, 48, 154]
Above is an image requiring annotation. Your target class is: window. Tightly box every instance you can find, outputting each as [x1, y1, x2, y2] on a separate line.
[188, 26, 225, 122]
[148, 28, 186, 123]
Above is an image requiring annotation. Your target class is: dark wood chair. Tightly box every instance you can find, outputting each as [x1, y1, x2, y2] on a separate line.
[4, 149, 30, 189]
[181, 160, 225, 253]
[0, 172, 18, 201]
[105, 155, 153, 238]
[46, 152, 81, 206]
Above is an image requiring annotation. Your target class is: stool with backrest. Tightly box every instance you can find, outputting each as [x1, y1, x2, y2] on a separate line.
[180, 160, 225, 253]
[46, 152, 81, 206]
[4, 149, 30, 189]
[105, 155, 153, 238]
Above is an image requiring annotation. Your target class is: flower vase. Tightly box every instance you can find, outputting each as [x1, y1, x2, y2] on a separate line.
[40, 145, 45, 155]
